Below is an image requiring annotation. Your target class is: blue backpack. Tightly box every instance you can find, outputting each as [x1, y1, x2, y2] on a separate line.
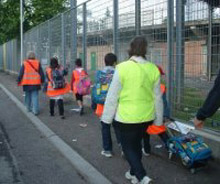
[92, 69, 114, 104]
[168, 133, 212, 169]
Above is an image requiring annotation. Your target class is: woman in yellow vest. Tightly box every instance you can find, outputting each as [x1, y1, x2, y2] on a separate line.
[45, 57, 70, 119]
[17, 51, 45, 115]
[101, 36, 163, 184]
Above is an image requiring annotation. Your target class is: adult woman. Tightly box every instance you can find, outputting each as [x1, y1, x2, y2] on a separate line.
[17, 51, 45, 115]
[101, 36, 163, 184]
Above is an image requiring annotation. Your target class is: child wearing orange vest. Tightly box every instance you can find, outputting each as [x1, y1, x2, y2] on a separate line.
[142, 65, 170, 156]
[45, 57, 70, 119]
[70, 58, 88, 116]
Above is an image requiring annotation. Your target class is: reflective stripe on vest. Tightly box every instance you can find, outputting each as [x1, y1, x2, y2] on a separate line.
[117, 60, 160, 123]
[21, 60, 41, 85]
[46, 67, 70, 97]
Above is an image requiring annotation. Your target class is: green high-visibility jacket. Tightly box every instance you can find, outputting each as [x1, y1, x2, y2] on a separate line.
[117, 60, 160, 123]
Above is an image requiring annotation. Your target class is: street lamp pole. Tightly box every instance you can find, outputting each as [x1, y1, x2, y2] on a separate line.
[20, 0, 23, 65]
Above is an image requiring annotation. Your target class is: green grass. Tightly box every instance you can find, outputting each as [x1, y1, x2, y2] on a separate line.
[173, 87, 220, 131]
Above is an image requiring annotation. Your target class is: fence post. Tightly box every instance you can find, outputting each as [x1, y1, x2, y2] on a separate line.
[71, 0, 77, 68]
[20, 0, 23, 65]
[48, 20, 51, 59]
[176, 0, 185, 105]
[113, 0, 119, 57]
[135, 0, 141, 36]
[167, 0, 174, 116]
[207, 5, 213, 81]
[61, 13, 66, 66]
[83, 3, 87, 70]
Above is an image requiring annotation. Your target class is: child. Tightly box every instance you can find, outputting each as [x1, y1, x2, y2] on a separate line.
[45, 57, 70, 119]
[93, 53, 121, 158]
[71, 58, 88, 116]
[142, 65, 170, 155]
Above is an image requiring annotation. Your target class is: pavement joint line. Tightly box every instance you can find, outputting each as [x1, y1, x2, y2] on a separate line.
[0, 83, 112, 184]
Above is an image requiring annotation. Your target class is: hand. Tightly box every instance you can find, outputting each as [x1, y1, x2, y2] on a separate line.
[193, 117, 204, 129]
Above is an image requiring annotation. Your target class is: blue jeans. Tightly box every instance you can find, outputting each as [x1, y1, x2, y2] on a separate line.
[101, 120, 121, 151]
[117, 121, 152, 181]
[25, 90, 39, 115]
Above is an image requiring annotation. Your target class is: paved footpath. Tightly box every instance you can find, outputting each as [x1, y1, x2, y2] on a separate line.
[0, 72, 220, 184]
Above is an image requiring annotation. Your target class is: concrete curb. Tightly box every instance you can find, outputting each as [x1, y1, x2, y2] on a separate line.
[0, 126, 24, 184]
[0, 84, 112, 184]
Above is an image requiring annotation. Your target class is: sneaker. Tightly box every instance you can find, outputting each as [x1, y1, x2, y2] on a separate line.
[101, 151, 112, 158]
[139, 176, 153, 184]
[125, 171, 138, 184]
[142, 148, 150, 156]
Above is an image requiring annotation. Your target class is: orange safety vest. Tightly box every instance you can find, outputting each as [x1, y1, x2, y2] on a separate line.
[46, 67, 70, 97]
[72, 69, 87, 94]
[147, 124, 166, 135]
[20, 60, 41, 85]
[95, 104, 104, 117]
[160, 84, 166, 94]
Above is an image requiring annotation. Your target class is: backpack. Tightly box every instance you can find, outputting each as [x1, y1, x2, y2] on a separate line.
[168, 133, 212, 169]
[92, 69, 114, 104]
[75, 70, 91, 95]
[52, 68, 65, 89]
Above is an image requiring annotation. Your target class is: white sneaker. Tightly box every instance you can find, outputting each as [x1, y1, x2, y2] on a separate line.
[142, 148, 150, 157]
[125, 171, 138, 184]
[139, 176, 153, 184]
[101, 151, 113, 158]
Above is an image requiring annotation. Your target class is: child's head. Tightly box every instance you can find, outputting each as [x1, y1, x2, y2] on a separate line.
[75, 58, 82, 67]
[128, 36, 147, 58]
[50, 57, 59, 69]
[104, 53, 117, 66]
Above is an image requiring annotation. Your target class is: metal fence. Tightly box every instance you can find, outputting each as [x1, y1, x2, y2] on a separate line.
[0, 0, 220, 130]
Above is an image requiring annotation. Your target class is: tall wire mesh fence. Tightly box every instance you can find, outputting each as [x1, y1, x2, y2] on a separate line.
[0, 0, 220, 130]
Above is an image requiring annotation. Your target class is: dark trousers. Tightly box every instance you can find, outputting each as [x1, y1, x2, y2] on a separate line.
[101, 120, 121, 151]
[117, 121, 152, 181]
[143, 131, 170, 153]
[50, 99, 64, 116]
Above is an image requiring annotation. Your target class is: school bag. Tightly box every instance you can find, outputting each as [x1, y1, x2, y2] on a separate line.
[52, 68, 66, 89]
[167, 121, 212, 173]
[76, 70, 91, 95]
[92, 69, 114, 104]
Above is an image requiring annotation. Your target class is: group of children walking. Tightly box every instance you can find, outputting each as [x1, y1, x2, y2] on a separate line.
[18, 36, 170, 184]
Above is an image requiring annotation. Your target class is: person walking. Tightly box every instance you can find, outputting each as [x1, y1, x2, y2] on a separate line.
[143, 65, 170, 155]
[92, 53, 121, 158]
[45, 57, 70, 119]
[101, 36, 163, 184]
[71, 58, 88, 116]
[17, 51, 45, 115]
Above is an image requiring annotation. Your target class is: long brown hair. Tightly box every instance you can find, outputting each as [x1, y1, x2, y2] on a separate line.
[128, 36, 147, 58]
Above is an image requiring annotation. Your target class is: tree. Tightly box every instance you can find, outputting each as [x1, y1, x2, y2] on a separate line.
[0, 0, 68, 44]
[0, 0, 20, 44]
[100, 7, 112, 30]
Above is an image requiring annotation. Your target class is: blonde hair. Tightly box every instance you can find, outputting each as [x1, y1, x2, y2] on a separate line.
[27, 51, 36, 59]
